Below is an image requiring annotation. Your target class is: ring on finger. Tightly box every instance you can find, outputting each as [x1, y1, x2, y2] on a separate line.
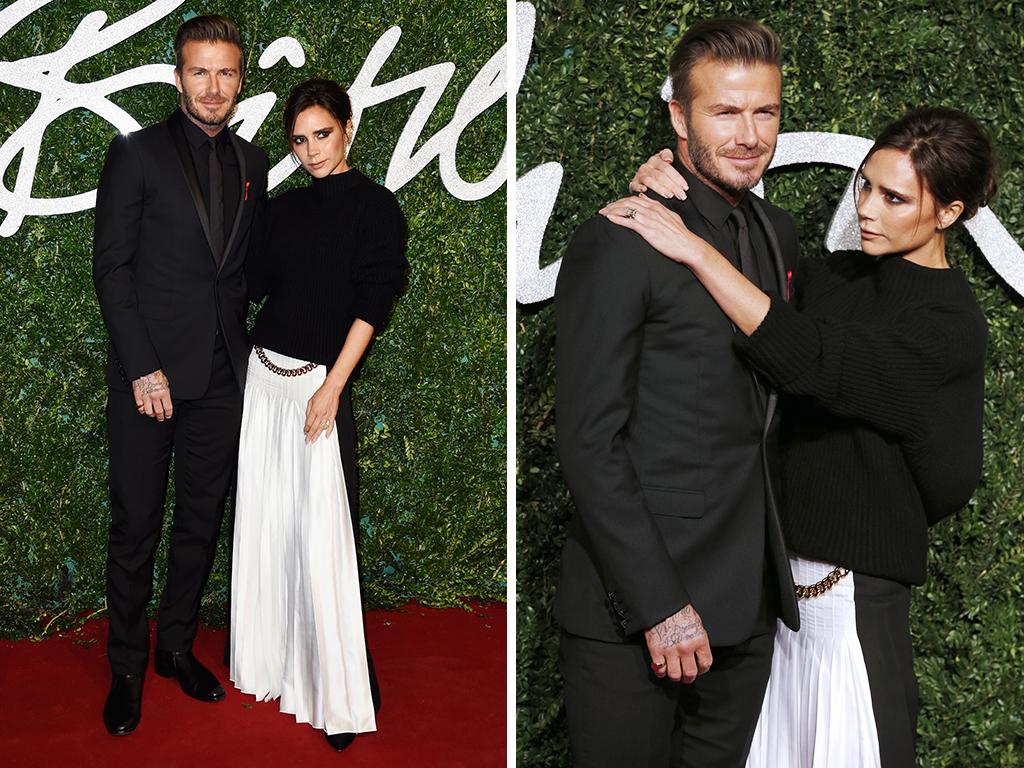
[625, 206, 638, 219]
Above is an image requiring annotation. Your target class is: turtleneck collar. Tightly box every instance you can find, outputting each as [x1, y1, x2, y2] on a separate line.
[874, 252, 965, 299]
[311, 167, 365, 196]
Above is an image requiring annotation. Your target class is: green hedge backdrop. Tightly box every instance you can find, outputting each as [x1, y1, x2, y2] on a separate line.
[0, 0, 506, 639]
[517, 1, 1024, 766]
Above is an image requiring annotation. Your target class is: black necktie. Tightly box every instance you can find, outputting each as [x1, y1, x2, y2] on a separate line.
[728, 206, 763, 289]
[729, 205, 770, 406]
[207, 138, 225, 263]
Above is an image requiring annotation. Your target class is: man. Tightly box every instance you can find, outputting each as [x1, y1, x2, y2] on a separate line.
[92, 15, 268, 735]
[554, 19, 800, 767]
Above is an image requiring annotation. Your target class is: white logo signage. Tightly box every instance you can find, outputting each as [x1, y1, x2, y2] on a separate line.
[516, 1, 1024, 304]
[0, 0, 506, 237]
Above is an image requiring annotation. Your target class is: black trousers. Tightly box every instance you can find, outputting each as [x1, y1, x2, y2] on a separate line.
[105, 340, 241, 675]
[561, 628, 774, 768]
[853, 572, 920, 768]
[334, 382, 381, 711]
[335, 383, 360, 546]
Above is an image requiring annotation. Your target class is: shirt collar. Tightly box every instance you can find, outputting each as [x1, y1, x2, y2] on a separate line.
[177, 107, 231, 149]
[676, 160, 747, 231]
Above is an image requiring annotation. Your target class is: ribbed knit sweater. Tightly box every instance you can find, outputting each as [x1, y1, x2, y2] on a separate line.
[247, 168, 408, 366]
[734, 250, 987, 585]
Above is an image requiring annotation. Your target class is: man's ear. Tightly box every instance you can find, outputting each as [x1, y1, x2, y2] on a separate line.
[173, 67, 183, 95]
[669, 100, 688, 141]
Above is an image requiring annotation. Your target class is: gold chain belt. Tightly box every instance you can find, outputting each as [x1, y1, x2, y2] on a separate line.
[794, 565, 850, 599]
[254, 345, 318, 377]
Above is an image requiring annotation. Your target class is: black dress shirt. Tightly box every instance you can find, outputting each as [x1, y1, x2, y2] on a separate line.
[180, 110, 240, 249]
[678, 164, 776, 295]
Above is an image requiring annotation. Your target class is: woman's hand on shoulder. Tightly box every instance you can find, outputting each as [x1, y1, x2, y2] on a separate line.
[599, 193, 708, 266]
[628, 148, 688, 200]
[303, 380, 344, 444]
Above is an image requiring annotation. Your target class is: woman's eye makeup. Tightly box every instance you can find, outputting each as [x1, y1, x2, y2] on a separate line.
[316, 129, 332, 139]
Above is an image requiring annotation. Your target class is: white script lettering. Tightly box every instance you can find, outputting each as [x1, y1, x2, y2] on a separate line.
[0, 0, 506, 236]
[516, 1, 1024, 303]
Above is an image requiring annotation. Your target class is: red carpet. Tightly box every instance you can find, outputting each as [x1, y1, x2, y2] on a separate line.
[0, 601, 505, 767]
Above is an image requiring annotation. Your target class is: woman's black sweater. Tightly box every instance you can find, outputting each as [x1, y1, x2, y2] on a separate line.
[734, 250, 987, 586]
[247, 168, 408, 367]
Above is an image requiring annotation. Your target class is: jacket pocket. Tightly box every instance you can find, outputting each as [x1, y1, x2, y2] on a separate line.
[641, 486, 705, 519]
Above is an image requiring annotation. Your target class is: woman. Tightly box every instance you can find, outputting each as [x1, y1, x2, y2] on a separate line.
[230, 79, 408, 752]
[602, 107, 994, 767]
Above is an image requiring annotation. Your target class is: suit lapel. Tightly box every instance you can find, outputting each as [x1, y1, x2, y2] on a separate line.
[219, 131, 248, 274]
[168, 112, 218, 268]
[746, 195, 786, 436]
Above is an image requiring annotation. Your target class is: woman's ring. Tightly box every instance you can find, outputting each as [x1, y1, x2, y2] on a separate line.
[321, 421, 330, 431]
[625, 206, 638, 219]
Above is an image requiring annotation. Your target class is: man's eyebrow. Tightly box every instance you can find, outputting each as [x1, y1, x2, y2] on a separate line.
[704, 102, 781, 112]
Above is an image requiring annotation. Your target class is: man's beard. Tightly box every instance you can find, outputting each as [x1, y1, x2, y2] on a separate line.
[182, 88, 236, 128]
[685, 118, 769, 196]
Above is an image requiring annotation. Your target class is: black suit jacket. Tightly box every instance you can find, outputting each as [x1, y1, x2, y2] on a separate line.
[93, 109, 269, 399]
[554, 185, 800, 646]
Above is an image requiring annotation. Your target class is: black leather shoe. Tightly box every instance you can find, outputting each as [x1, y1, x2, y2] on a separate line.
[324, 732, 356, 752]
[154, 649, 225, 702]
[103, 673, 142, 736]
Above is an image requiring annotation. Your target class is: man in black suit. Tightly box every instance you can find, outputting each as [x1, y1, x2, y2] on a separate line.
[554, 19, 800, 767]
[92, 15, 267, 735]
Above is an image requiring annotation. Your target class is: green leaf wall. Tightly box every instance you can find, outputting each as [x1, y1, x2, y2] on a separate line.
[0, 1, 506, 639]
[517, 2, 1024, 766]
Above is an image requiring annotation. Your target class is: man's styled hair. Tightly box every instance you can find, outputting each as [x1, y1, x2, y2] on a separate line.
[174, 15, 244, 73]
[668, 18, 781, 106]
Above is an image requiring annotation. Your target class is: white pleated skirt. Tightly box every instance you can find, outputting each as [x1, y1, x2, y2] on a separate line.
[230, 347, 376, 735]
[746, 556, 880, 768]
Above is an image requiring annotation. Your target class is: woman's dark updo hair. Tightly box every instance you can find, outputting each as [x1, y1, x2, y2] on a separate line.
[282, 78, 353, 138]
[860, 106, 998, 224]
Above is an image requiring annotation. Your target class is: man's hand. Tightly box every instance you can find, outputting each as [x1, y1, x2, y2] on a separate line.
[644, 603, 712, 684]
[132, 369, 172, 421]
[628, 148, 687, 200]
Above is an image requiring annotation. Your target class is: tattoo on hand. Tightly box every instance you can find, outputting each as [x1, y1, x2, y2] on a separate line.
[650, 605, 704, 648]
[133, 371, 168, 396]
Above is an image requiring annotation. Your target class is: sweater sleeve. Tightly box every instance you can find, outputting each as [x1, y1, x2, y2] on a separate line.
[734, 295, 949, 439]
[352, 189, 409, 331]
